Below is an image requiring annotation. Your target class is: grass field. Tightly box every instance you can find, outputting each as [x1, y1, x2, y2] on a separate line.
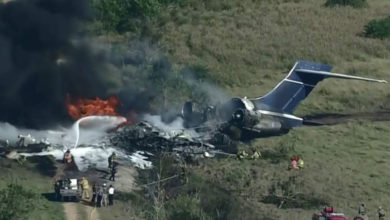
[136, 0, 390, 219]
[0, 158, 65, 220]
[1, 0, 390, 219]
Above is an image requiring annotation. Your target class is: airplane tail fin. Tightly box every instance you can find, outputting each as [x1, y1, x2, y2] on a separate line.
[252, 61, 387, 114]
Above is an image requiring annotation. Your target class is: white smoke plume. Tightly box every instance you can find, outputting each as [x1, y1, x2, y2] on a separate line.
[142, 114, 200, 138]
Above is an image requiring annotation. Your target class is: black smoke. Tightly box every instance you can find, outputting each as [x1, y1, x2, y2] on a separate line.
[0, 0, 116, 128]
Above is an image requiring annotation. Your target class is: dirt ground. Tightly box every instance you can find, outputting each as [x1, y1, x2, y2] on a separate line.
[57, 161, 138, 220]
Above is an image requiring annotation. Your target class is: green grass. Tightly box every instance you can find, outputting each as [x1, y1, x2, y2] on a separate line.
[2, 0, 390, 219]
[184, 121, 390, 219]
[118, 0, 390, 218]
[146, 0, 390, 115]
[0, 158, 65, 220]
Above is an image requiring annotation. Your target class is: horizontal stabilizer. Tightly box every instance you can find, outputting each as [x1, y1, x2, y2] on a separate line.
[295, 69, 387, 83]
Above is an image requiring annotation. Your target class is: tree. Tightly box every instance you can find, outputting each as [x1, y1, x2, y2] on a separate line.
[92, 0, 162, 33]
[364, 16, 390, 39]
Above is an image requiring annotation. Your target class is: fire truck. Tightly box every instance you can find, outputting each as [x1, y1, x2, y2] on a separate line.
[312, 207, 349, 220]
[54, 178, 81, 202]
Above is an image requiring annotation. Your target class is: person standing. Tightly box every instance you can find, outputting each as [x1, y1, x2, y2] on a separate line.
[290, 155, 298, 170]
[378, 206, 385, 220]
[97, 186, 103, 207]
[358, 203, 369, 220]
[80, 177, 90, 200]
[297, 155, 304, 169]
[102, 183, 108, 207]
[54, 180, 61, 201]
[109, 164, 117, 182]
[63, 150, 72, 164]
[108, 185, 115, 206]
[91, 183, 97, 205]
[108, 152, 117, 168]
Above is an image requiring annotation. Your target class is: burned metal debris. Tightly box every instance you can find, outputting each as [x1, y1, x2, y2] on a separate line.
[109, 121, 237, 160]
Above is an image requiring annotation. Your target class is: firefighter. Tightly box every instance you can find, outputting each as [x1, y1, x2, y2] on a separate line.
[179, 163, 188, 184]
[297, 155, 304, 169]
[63, 150, 72, 164]
[237, 150, 248, 160]
[91, 183, 97, 205]
[251, 150, 261, 160]
[359, 203, 367, 216]
[109, 163, 117, 181]
[108, 152, 117, 168]
[108, 185, 114, 206]
[80, 177, 90, 200]
[290, 155, 298, 170]
[378, 206, 385, 220]
[54, 180, 61, 201]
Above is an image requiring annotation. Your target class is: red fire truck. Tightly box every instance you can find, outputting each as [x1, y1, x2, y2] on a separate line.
[312, 207, 349, 220]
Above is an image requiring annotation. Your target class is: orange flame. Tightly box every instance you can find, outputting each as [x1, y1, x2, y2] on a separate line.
[66, 94, 121, 120]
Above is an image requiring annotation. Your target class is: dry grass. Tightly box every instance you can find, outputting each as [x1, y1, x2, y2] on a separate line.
[190, 121, 390, 219]
[137, 0, 390, 219]
[147, 0, 390, 114]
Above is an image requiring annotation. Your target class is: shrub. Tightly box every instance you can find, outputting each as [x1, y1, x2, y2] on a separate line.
[324, 0, 367, 8]
[263, 176, 329, 209]
[92, 0, 187, 33]
[165, 195, 212, 220]
[92, 0, 161, 33]
[0, 184, 36, 220]
[364, 16, 390, 39]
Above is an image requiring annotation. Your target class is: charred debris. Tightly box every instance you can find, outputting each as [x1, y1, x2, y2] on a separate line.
[109, 119, 238, 162]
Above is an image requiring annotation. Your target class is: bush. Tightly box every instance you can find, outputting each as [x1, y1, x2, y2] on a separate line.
[263, 176, 329, 209]
[92, 0, 187, 33]
[92, 0, 160, 33]
[364, 16, 390, 39]
[324, 0, 367, 8]
[165, 195, 212, 220]
[0, 184, 37, 220]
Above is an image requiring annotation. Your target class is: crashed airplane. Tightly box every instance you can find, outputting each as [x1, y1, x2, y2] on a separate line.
[1, 61, 387, 165]
[181, 61, 387, 140]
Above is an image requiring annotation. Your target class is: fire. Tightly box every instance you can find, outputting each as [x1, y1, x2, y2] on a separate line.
[66, 94, 121, 120]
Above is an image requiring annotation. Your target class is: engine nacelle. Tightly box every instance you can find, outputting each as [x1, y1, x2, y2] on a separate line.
[216, 97, 255, 121]
[231, 109, 260, 128]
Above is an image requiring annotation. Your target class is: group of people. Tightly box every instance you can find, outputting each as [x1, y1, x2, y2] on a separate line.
[237, 149, 261, 160]
[290, 155, 304, 170]
[355, 203, 386, 220]
[91, 183, 115, 207]
[316, 205, 386, 220]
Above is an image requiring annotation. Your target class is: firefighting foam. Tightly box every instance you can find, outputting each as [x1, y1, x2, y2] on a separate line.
[72, 115, 127, 148]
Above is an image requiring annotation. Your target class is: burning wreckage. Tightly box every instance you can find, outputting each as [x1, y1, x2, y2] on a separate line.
[110, 120, 236, 160]
[1, 61, 387, 169]
[111, 60, 388, 160]
[0, 117, 235, 168]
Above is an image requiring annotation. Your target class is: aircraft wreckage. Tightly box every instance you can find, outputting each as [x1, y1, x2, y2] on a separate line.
[181, 61, 387, 139]
[0, 61, 387, 166]
[112, 61, 387, 157]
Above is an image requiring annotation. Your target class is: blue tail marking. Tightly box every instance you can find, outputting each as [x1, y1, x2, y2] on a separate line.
[252, 61, 332, 114]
